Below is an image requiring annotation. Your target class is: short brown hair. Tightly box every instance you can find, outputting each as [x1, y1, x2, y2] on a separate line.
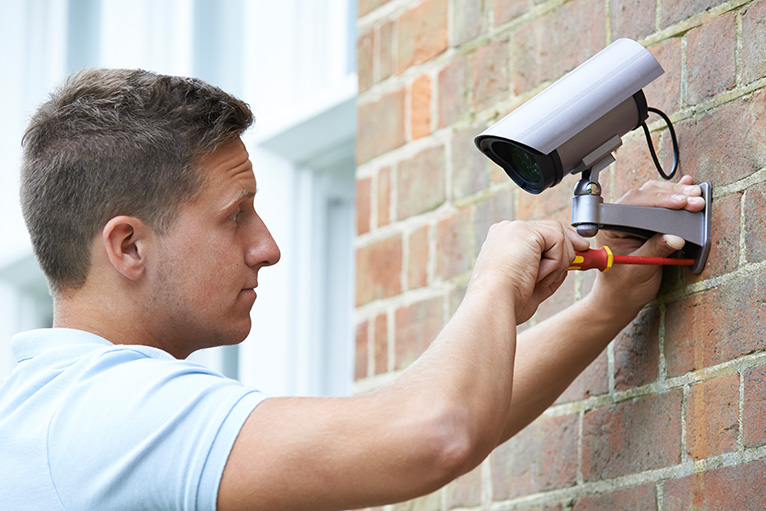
[21, 68, 254, 296]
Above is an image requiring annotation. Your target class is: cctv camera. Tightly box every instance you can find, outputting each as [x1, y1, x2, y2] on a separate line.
[473, 38, 713, 273]
[474, 38, 664, 194]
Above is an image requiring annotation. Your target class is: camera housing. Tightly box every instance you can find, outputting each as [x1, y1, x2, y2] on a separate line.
[475, 38, 663, 194]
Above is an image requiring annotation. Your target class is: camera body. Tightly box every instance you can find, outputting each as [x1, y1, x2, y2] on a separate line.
[474, 38, 664, 194]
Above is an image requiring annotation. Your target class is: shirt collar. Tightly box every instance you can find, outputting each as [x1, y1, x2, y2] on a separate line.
[11, 328, 114, 363]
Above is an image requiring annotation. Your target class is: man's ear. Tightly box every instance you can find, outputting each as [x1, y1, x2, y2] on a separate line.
[101, 216, 151, 281]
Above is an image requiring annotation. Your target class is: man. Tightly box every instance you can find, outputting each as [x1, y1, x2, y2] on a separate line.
[0, 69, 705, 510]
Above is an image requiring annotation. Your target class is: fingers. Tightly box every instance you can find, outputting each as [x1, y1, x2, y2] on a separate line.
[630, 233, 686, 259]
[565, 226, 591, 252]
[475, 220, 585, 291]
[534, 221, 588, 285]
[620, 176, 706, 212]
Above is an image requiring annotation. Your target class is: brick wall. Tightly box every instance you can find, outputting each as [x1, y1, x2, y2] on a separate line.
[354, 0, 766, 509]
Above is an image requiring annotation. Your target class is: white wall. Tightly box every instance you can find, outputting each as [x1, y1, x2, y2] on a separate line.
[0, 0, 357, 397]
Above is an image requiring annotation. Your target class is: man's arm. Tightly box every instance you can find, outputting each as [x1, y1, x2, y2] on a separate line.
[216, 178, 704, 510]
[217, 220, 586, 511]
[496, 176, 706, 441]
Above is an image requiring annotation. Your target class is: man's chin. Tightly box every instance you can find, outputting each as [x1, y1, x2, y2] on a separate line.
[187, 320, 252, 355]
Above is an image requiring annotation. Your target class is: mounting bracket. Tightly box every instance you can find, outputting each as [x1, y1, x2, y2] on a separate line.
[571, 172, 712, 274]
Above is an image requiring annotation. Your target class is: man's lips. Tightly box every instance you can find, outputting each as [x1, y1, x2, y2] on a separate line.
[240, 288, 257, 301]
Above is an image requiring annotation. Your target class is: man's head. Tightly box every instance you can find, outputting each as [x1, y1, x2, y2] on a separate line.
[21, 68, 254, 297]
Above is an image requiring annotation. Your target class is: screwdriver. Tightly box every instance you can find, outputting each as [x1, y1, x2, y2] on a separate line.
[568, 246, 695, 272]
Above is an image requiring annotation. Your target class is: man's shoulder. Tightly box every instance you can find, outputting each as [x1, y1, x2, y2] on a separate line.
[10, 327, 223, 381]
[2, 328, 266, 511]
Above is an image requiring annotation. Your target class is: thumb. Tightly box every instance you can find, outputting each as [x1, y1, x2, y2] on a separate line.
[631, 233, 686, 258]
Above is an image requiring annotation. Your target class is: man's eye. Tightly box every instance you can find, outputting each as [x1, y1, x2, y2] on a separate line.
[230, 208, 243, 223]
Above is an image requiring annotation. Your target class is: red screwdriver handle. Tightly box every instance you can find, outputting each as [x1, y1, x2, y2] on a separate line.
[569, 246, 614, 272]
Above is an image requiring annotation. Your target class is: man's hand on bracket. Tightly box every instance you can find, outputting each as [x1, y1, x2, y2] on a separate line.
[591, 175, 706, 318]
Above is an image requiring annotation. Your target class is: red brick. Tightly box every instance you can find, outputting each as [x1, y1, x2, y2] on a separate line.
[452, 0, 489, 46]
[474, 187, 515, 250]
[355, 320, 369, 380]
[664, 274, 766, 376]
[662, 458, 766, 510]
[356, 234, 403, 306]
[516, 181, 572, 225]
[377, 166, 392, 228]
[614, 307, 660, 391]
[685, 192, 741, 282]
[511, 15, 548, 95]
[609, 132, 664, 203]
[445, 463, 482, 509]
[373, 313, 389, 375]
[572, 484, 657, 511]
[582, 390, 683, 480]
[645, 38, 683, 115]
[394, 296, 444, 369]
[359, 0, 392, 18]
[512, 0, 606, 95]
[357, 89, 406, 164]
[686, 375, 739, 460]
[556, 349, 609, 404]
[396, 0, 449, 73]
[472, 37, 512, 113]
[437, 55, 471, 128]
[744, 181, 766, 263]
[435, 207, 474, 280]
[743, 365, 766, 447]
[378, 21, 395, 82]
[494, 0, 528, 26]
[451, 126, 491, 200]
[672, 88, 766, 186]
[491, 415, 579, 499]
[396, 145, 447, 219]
[407, 224, 429, 289]
[686, 13, 737, 105]
[358, 29, 374, 93]
[660, 0, 724, 28]
[610, 0, 657, 41]
[742, 0, 766, 84]
[410, 74, 432, 140]
[356, 176, 372, 235]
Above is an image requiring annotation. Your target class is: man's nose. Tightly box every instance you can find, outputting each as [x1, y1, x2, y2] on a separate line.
[245, 216, 281, 268]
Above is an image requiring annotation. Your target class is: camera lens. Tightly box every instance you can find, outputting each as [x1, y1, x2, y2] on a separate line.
[475, 135, 562, 194]
[509, 146, 543, 184]
[491, 141, 543, 186]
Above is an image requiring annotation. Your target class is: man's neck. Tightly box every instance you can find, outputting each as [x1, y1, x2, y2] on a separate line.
[53, 290, 181, 357]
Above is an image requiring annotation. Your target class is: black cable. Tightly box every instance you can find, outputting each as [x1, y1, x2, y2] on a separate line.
[640, 106, 678, 180]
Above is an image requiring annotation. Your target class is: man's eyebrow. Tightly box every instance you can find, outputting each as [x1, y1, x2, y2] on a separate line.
[222, 189, 256, 211]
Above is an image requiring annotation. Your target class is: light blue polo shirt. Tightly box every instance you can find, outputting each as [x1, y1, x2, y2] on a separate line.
[0, 328, 266, 511]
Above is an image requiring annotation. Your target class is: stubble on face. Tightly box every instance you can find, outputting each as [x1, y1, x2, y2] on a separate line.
[142, 142, 262, 357]
[145, 224, 255, 357]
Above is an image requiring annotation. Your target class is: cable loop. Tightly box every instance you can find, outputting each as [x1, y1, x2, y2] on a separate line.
[640, 106, 678, 180]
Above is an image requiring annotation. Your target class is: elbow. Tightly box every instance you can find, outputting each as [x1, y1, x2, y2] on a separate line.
[413, 401, 483, 487]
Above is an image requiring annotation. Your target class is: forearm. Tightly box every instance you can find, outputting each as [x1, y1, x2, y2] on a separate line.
[389, 277, 519, 466]
[497, 287, 641, 443]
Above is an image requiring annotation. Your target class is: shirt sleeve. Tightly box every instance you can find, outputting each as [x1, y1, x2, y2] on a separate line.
[46, 348, 267, 511]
